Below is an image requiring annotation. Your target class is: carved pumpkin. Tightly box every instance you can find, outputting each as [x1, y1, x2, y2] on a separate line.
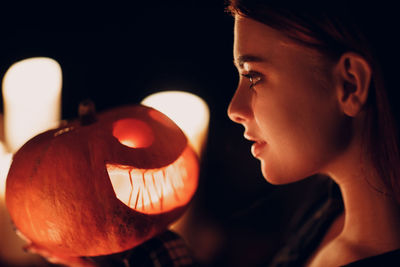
[5, 104, 199, 257]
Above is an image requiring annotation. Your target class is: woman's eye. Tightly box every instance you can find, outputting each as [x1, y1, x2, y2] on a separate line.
[241, 72, 262, 89]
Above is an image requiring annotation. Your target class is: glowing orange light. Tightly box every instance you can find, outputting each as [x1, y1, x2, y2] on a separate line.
[107, 146, 198, 214]
[113, 118, 154, 148]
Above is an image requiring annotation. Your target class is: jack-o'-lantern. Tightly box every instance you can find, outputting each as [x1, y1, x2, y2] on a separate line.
[5, 102, 199, 257]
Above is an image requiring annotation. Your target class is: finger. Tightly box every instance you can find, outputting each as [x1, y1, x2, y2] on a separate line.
[23, 243, 51, 258]
[22, 241, 96, 267]
[15, 229, 30, 243]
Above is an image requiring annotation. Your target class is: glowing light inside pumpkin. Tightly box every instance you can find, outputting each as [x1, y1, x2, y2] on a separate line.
[2, 57, 62, 153]
[107, 146, 197, 214]
[141, 91, 210, 157]
[112, 119, 154, 148]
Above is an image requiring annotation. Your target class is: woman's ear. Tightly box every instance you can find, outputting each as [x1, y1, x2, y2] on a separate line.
[335, 52, 372, 117]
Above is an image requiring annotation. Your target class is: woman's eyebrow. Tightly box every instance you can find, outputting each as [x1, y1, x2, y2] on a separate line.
[234, 54, 268, 68]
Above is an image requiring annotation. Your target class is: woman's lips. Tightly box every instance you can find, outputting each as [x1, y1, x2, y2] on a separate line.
[251, 141, 267, 157]
[244, 132, 266, 157]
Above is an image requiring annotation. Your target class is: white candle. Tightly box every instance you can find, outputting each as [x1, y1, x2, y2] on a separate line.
[141, 91, 210, 158]
[2, 57, 62, 153]
[0, 57, 62, 265]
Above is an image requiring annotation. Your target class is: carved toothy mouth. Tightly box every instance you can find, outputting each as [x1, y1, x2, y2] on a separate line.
[106, 146, 198, 214]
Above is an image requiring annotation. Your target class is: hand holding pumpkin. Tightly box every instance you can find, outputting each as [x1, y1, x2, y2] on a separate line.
[24, 244, 96, 267]
[15, 230, 95, 267]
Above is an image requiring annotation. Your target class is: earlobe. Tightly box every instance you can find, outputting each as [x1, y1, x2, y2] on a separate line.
[335, 52, 372, 117]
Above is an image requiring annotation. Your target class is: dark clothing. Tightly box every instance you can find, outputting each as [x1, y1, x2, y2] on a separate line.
[268, 179, 343, 266]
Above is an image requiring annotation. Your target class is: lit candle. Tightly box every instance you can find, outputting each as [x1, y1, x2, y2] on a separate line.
[141, 91, 210, 158]
[2, 57, 62, 153]
[0, 57, 62, 265]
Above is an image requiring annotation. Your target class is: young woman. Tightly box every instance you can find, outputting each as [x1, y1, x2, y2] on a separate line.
[227, 0, 400, 266]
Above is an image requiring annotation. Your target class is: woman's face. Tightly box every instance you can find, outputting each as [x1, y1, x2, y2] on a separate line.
[228, 15, 350, 184]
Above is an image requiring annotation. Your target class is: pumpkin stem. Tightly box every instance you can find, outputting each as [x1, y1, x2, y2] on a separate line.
[79, 99, 97, 125]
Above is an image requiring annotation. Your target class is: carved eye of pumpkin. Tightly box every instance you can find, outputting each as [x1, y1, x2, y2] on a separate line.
[112, 118, 154, 148]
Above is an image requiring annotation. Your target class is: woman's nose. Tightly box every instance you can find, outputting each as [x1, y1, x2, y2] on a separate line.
[227, 85, 253, 124]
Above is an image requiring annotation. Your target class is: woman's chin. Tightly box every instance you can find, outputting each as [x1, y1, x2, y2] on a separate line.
[263, 174, 294, 185]
[260, 161, 305, 185]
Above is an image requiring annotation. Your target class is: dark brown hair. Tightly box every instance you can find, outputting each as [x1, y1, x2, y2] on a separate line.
[227, 0, 400, 202]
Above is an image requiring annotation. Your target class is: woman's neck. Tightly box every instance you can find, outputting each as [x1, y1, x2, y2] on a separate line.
[319, 140, 400, 264]
[337, 173, 400, 248]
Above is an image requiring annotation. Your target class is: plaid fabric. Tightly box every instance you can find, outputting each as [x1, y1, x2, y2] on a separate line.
[87, 230, 195, 267]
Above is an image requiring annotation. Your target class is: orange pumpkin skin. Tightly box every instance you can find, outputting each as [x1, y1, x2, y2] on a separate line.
[5, 105, 199, 257]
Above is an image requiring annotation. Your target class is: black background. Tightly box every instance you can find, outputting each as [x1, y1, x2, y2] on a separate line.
[0, 2, 323, 266]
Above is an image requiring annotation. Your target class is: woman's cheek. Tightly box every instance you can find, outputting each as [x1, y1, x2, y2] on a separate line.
[255, 115, 321, 184]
